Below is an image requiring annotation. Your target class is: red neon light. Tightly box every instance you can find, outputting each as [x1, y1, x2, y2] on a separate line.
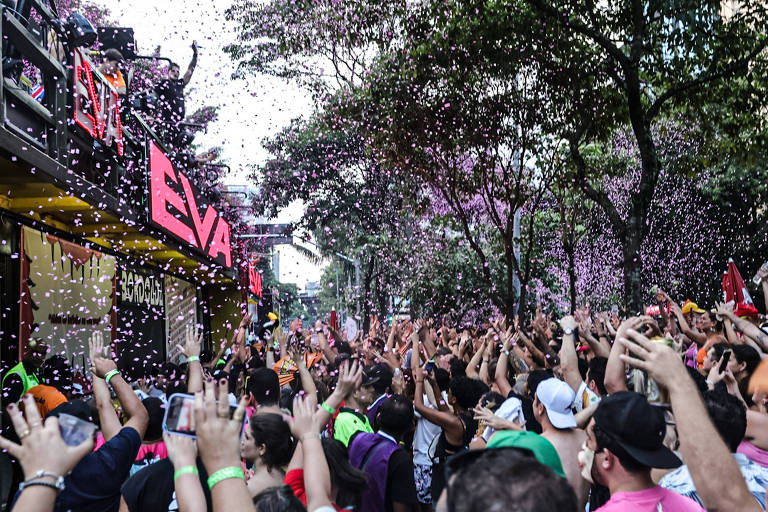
[149, 141, 232, 268]
[149, 142, 197, 247]
[73, 49, 124, 156]
[179, 171, 217, 248]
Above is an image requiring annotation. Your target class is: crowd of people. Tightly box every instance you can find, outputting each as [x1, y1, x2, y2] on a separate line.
[3, 278, 768, 512]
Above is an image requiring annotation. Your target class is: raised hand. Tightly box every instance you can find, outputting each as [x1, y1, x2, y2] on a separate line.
[163, 431, 198, 469]
[89, 330, 106, 362]
[194, 379, 247, 473]
[559, 315, 577, 333]
[0, 395, 93, 478]
[617, 329, 687, 391]
[178, 325, 203, 359]
[334, 360, 363, 398]
[285, 394, 322, 440]
[89, 331, 116, 379]
[715, 301, 735, 317]
[473, 405, 525, 431]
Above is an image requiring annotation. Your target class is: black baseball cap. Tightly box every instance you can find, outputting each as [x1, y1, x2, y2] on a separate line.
[47, 399, 94, 423]
[592, 391, 681, 469]
[362, 364, 393, 388]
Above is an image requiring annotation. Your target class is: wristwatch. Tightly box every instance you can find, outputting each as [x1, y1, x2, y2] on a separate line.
[563, 327, 575, 336]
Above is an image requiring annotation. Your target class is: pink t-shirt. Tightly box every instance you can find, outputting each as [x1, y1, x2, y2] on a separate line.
[597, 486, 705, 511]
[738, 441, 768, 468]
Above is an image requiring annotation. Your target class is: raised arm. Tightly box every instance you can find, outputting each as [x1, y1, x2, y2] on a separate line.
[92, 376, 121, 442]
[494, 331, 514, 397]
[163, 433, 206, 512]
[717, 302, 768, 352]
[90, 332, 148, 438]
[478, 340, 493, 385]
[466, 340, 487, 379]
[579, 319, 611, 359]
[558, 316, 583, 394]
[619, 330, 761, 512]
[183, 41, 198, 86]
[604, 317, 647, 393]
[179, 325, 203, 394]
[291, 346, 318, 407]
[670, 301, 706, 346]
[0, 395, 93, 512]
[195, 380, 251, 512]
[313, 360, 362, 429]
[288, 395, 333, 511]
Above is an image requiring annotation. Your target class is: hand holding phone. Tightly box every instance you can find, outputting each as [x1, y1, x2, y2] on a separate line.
[164, 392, 243, 438]
[719, 349, 732, 375]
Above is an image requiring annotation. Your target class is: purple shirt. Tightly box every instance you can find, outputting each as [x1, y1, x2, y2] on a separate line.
[596, 486, 705, 512]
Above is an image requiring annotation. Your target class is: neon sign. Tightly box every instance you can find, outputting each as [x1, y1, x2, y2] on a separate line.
[73, 48, 124, 156]
[148, 141, 232, 268]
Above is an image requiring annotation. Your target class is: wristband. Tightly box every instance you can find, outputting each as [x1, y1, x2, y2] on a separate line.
[187, 356, 200, 363]
[207, 466, 245, 489]
[302, 433, 321, 441]
[104, 369, 120, 384]
[174, 465, 199, 481]
[19, 479, 64, 493]
[320, 402, 336, 415]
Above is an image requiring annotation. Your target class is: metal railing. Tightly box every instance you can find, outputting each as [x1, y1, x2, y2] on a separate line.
[0, 0, 222, 223]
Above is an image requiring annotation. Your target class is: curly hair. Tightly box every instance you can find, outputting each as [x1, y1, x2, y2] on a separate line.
[450, 377, 489, 410]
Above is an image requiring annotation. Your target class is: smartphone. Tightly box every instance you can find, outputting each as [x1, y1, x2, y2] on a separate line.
[719, 349, 732, 374]
[425, 358, 436, 373]
[164, 393, 243, 438]
[58, 413, 97, 447]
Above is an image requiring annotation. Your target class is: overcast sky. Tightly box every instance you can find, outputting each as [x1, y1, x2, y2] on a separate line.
[99, 0, 312, 193]
[96, 0, 325, 287]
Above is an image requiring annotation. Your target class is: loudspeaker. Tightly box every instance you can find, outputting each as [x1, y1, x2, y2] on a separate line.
[97, 27, 136, 59]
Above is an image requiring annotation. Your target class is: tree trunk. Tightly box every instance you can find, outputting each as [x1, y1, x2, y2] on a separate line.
[622, 229, 644, 314]
[566, 244, 577, 313]
[361, 254, 376, 333]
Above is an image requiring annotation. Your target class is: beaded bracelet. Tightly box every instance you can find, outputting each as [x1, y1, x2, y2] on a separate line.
[104, 369, 120, 384]
[174, 465, 199, 482]
[19, 480, 63, 493]
[207, 466, 245, 490]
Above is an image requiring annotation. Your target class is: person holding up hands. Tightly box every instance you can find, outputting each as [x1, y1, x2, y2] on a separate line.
[284, 395, 338, 512]
[614, 329, 762, 511]
[0, 395, 94, 512]
[54, 331, 148, 512]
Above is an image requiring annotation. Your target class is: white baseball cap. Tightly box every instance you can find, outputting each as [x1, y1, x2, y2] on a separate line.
[536, 378, 577, 429]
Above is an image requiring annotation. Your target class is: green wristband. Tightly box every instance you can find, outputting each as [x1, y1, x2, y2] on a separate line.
[187, 356, 200, 363]
[104, 369, 120, 384]
[207, 466, 245, 490]
[174, 465, 199, 481]
[320, 402, 336, 415]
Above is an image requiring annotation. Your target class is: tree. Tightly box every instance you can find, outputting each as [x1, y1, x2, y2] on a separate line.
[224, 0, 408, 96]
[525, 0, 768, 311]
[326, 0, 606, 318]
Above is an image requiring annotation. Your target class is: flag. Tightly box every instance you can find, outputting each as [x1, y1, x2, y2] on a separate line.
[723, 258, 758, 318]
[30, 83, 44, 102]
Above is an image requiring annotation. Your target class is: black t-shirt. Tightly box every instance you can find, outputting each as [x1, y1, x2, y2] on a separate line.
[54, 427, 141, 512]
[386, 448, 418, 512]
[121, 457, 212, 512]
[154, 79, 185, 124]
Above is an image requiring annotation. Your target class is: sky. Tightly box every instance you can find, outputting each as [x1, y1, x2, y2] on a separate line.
[97, 0, 324, 288]
[99, 0, 312, 190]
